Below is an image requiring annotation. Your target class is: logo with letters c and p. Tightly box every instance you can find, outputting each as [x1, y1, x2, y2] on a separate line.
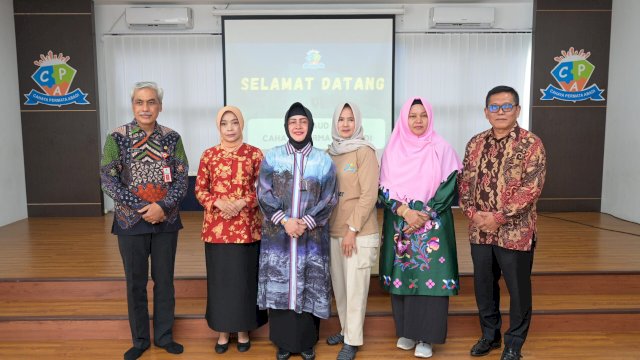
[24, 50, 89, 107]
[540, 47, 605, 103]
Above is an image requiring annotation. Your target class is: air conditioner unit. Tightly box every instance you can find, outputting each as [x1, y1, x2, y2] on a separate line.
[430, 7, 495, 29]
[125, 7, 194, 30]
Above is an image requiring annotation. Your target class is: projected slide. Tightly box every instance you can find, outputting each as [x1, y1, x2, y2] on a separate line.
[223, 17, 394, 151]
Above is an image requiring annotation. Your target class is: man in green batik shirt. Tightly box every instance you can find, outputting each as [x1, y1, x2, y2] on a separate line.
[100, 81, 188, 360]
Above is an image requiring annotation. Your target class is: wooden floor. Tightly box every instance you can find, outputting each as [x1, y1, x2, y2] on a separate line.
[0, 210, 639, 359]
[1, 210, 640, 279]
[1, 334, 640, 360]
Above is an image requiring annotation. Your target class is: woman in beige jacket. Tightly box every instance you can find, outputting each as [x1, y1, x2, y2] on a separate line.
[327, 102, 380, 360]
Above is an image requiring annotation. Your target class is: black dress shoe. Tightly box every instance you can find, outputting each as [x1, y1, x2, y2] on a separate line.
[276, 348, 291, 360]
[155, 341, 184, 354]
[470, 338, 501, 356]
[124, 346, 149, 360]
[500, 347, 522, 360]
[215, 341, 229, 354]
[237, 340, 251, 352]
[301, 348, 316, 360]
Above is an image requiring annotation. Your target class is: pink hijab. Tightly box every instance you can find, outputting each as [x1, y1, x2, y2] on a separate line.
[379, 97, 462, 204]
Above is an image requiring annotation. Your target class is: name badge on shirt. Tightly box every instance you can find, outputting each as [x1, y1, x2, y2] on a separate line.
[162, 166, 172, 182]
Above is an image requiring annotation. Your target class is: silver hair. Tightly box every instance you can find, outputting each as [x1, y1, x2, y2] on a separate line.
[130, 81, 164, 103]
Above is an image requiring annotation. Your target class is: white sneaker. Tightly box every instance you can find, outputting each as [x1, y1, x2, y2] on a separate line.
[396, 337, 416, 350]
[414, 342, 433, 358]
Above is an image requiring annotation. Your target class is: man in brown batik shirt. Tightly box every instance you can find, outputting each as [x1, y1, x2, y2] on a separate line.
[458, 85, 546, 360]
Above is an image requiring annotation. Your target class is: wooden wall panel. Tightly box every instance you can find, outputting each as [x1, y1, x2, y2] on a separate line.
[14, 0, 102, 216]
[13, 0, 91, 14]
[14, 14, 98, 111]
[531, 0, 611, 211]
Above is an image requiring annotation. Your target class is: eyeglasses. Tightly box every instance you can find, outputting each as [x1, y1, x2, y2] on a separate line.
[487, 103, 517, 113]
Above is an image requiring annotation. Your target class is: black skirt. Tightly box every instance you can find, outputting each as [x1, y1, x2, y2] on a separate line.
[391, 294, 449, 344]
[269, 309, 320, 353]
[205, 242, 268, 332]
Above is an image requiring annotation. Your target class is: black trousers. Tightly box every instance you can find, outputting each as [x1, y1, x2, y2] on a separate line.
[470, 242, 535, 351]
[118, 231, 178, 349]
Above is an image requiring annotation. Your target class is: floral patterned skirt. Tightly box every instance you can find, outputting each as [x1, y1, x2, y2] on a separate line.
[379, 208, 459, 296]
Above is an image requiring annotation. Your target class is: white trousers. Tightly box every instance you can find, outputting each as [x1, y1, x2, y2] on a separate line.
[329, 233, 380, 346]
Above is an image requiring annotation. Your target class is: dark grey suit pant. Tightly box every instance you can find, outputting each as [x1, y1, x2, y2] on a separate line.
[471, 241, 535, 351]
[118, 231, 178, 349]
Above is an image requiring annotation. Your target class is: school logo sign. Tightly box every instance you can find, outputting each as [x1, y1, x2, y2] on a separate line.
[540, 47, 605, 102]
[302, 49, 325, 69]
[24, 50, 89, 106]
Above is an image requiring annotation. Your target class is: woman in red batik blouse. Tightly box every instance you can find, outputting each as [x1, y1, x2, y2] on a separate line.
[195, 105, 267, 354]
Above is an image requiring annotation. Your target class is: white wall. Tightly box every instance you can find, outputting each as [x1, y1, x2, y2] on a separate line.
[0, 0, 28, 226]
[94, 3, 532, 36]
[602, 0, 640, 223]
[94, 4, 221, 141]
[94, 4, 220, 36]
[396, 2, 532, 33]
[93, 2, 533, 211]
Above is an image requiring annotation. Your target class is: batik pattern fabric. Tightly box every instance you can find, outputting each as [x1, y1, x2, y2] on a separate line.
[100, 120, 188, 232]
[458, 124, 546, 251]
[256, 142, 338, 319]
[379, 171, 459, 296]
[195, 143, 264, 244]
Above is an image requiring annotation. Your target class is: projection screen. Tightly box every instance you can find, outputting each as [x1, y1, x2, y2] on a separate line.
[223, 16, 394, 151]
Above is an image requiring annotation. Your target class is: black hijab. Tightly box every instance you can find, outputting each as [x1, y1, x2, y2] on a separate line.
[284, 102, 314, 150]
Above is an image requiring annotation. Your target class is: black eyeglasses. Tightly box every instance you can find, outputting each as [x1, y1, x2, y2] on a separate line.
[487, 103, 517, 113]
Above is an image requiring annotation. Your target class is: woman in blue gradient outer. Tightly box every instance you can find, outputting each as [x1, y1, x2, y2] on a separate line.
[256, 102, 338, 360]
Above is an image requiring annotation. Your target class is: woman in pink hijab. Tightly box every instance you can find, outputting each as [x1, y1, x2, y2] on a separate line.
[378, 97, 462, 358]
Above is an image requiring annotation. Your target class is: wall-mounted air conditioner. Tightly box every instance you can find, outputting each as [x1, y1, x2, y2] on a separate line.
[125, 7, 194, 30]
[430, 7, 495, 29]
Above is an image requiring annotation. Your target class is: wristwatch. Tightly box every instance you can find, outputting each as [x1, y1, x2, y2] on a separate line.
[348, 225, 358, 233]
[280, 216, 289, 226]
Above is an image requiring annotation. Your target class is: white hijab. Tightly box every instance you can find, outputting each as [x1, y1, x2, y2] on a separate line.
[327, 102, 377, 158]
